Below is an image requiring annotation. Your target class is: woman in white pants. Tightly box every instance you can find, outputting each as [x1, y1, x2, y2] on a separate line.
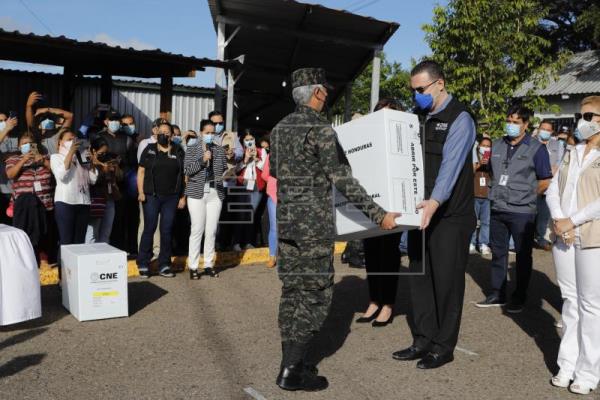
[547, 96, 600, 395]
[184, 120, 228, 280]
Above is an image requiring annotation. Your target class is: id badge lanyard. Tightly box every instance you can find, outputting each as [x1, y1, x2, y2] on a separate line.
[499, 145, 511, 187]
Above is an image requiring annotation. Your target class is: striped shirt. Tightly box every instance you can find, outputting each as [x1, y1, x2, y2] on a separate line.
[5, 154, 54, 210]
[184, 143, 228, 200]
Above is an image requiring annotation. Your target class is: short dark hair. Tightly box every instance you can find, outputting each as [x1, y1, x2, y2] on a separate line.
[507, 104, 533, 123]
[539, 119, 555, 131]
[172, 124, 180, 132]
[200, 119, 214, 132]
[208, 111, 223, 120]
[479, 137, 493, 146]
[411, 60, 445, 81]
[121, 114, 134, 121]
[157, 122, 173, 133]
[374, 98, 400, 112]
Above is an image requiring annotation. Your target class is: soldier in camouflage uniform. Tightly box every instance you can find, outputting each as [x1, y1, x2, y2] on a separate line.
[270, 67, 399, 391]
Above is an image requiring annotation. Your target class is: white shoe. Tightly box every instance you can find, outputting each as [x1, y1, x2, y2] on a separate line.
[569, 382, 595, 395]
[551, 375, 571, 388]
[469, 244, 478, 254]
[479, 244, 491, 255]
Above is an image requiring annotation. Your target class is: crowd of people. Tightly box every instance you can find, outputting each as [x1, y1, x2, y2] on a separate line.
[0, 92, 277, 281]
[1, 63, 600, 395]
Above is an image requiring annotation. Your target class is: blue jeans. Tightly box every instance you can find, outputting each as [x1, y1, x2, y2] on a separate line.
[535, 195, 551, 246]
[399, 230, 408, 254]
[267, 197, 277, 257]
[471, 198, 490, 246]
[490, 211, 536, 302]
[137, 194, 178, 270]
[86, 199, 116, 244]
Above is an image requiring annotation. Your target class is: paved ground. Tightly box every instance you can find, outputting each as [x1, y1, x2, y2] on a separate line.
[0, 249, 592, 400]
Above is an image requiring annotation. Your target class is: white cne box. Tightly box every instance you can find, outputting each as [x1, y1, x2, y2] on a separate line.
[61, 243, 128, 322]
[334, 108, 425, 241]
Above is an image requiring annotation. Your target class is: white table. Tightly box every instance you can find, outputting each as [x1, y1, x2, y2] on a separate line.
[0, 224, 42, 325]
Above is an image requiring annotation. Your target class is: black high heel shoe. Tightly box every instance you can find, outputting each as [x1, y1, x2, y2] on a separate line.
[356, 308, 381, 323]
[372, 314, 394, 327]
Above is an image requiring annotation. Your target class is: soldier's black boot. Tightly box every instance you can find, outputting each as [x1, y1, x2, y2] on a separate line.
[276, 342, 327, 391]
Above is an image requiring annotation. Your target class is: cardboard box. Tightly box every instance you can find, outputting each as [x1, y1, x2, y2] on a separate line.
[334, 108, 425, 240]
[61, 243, 128, 321]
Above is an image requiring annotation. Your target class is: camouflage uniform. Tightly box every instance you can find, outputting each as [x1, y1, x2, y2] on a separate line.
[270, 68, 387, 348]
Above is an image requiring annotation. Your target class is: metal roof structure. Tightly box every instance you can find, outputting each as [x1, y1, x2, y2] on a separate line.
[516, 50, 600, 97]
[0, 28, 236, 78]
[207, 0, 399, 130]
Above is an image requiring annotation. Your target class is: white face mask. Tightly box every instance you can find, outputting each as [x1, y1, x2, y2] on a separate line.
[62, 140, 73, 151]
[577, 118, 600, 140]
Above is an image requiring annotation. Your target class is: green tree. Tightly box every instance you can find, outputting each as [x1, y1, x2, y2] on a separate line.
[423, 0, 567, 136]
[332, 53, 413, 117]
[539, 0, 600, 52]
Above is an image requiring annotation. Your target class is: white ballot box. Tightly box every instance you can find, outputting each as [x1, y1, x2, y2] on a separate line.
[334, 108, 425, 240]
[61, 243, 128, 321]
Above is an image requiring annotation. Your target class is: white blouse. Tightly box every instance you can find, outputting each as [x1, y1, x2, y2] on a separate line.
[50, 153, 98, 205]
[546, 144, 600, 235]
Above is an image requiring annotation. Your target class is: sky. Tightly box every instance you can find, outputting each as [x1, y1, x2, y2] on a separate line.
[0, 0, 446, 87]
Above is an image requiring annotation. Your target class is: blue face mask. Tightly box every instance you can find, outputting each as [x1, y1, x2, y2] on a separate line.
[108, 120, 121, 133]
[574, 128, 583, 142]
[214, 123, 224, 135]
[203, 134, 214, 145]
[0, 121, 6, 131]
[172, 136, 182, 145]
[538, 130, 552, 141]
[187, 138, 198, 147]
[41, 118, 55, 130]
[124, 124, 136, 136]
[504, 123, 521, 138]
[20, 143, 31, 155]
[414, 92, 434, 112]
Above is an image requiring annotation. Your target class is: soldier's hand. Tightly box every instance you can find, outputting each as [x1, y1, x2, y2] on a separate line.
[381, 212, 401, 230]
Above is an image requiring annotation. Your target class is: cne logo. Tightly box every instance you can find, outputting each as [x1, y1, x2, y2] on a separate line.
[91, 272, 119, 282]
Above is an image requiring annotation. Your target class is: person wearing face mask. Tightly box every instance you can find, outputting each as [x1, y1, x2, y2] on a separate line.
[30, 108, 74, 156]
[534, 120, 562, 251]
[136, 122, 186, 278]
[470, 137, 493, 255]
[0, 112, 18, 225]
[184, 120, 227, 279]
[546, 96, 600, 395]
[475, 104, 553, 313]
[118, 114, 141, 257]
[392, 61, 476, 370]
[120, 114, 137, 141]
[85, 137, 122, 244]
[232, 131, 267, 251]
[183, 130, 198, 151]
[50, 129, 99, 280]
[270, 68, 398, 391]
[5, 131, 54, 263]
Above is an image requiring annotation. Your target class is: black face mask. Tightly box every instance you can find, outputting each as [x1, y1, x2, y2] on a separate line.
[157, 134, 169, 146]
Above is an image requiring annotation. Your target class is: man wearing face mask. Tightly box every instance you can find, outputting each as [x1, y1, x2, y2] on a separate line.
[392, 61, 476, 370]
[270, 68, 398, 391]
[209, 111, 242, 161]
[30, 108, 74, 155]
[534, 120, 562, 251]
[476, 104, 552, 313]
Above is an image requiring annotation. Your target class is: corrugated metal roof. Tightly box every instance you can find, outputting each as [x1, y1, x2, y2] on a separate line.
[516, 50, 600, 97]
[0, 28, 237, 77]
[207, 0, 399, 130]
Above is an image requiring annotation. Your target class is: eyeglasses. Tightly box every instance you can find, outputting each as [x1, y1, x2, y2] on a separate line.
[575, 112, 600, 122]
[412, 80, 439, 94]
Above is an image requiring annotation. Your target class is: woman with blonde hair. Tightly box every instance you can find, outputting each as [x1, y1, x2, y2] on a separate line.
[547, 95, 600, 395]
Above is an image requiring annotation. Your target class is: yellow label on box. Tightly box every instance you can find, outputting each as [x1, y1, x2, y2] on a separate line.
[93, 291, 119, 297]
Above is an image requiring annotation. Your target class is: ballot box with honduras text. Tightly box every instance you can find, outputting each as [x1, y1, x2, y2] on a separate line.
[334, 108, 424, 240]
[61, 243, 128, 321]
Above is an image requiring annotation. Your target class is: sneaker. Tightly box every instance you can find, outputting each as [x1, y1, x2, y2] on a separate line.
[479, 244, 491, 255]
[475, 294, 506, 308]
[189, 269, 200, 280]
[204, 267, 219, 278]
[569, 382, 595, 395]
[159, 266, 175, 278]
[506, 301, 524, 314]
[550, 374, 571, 388]
[469, 244, 478, 254]
[267, 256, 277, 268]
[138, 269, 150, 279]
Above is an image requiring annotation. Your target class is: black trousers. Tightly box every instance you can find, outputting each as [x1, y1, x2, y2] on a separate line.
[407, 215, 474, 354]
[364, 232, 402, 305]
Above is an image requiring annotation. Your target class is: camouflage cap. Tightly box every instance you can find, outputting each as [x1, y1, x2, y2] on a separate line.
[291, 68, 333, 90]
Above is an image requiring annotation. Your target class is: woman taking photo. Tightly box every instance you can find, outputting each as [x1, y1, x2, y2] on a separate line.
[6, 131, 54, 262]
[137, 122, 186, 278]
[86, 137, 122, 244]
[50, 129, 98, 278]
[547, 96, 600, 395]
[185, 120, 227, 279]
